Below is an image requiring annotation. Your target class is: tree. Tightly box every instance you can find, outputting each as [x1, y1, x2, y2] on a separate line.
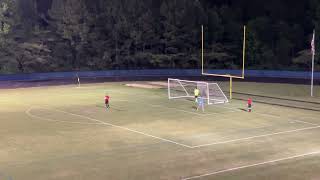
[0, 0, 318, 73]
[0, 0, 20, 73]
[49, 0, 88, 70]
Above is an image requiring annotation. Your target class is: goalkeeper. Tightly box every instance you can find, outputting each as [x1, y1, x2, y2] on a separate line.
[196, 96, 205, 112]
[194, 87, 200, 102]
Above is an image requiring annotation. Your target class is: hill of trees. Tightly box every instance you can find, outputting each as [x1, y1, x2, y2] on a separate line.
[0, 0, 319, 74]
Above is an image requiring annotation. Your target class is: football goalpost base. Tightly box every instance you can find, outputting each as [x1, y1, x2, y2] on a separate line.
[167, 78, 229, 105]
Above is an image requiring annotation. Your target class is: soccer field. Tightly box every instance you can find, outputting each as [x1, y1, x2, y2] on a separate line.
[1, 81, 320, 180]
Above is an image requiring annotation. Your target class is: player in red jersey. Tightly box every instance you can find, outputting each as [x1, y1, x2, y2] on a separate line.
[247, 98, 252, 112]
[105, 95, 110, 110]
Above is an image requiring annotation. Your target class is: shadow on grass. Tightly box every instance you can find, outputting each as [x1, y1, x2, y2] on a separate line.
[95, 104, 126, 112]
[233, 97, 320, 112]
[233, 91, 320, 105]
[239, 108, 248, 112]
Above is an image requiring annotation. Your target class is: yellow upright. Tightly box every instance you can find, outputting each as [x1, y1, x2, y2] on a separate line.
[230, 77, 233, 100]
[201, 25, 246, 100]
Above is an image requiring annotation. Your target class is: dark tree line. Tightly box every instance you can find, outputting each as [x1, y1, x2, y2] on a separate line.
[0, 0, 319, 74]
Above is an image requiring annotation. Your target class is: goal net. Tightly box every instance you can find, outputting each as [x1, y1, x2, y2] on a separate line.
[167, 78, 228, 104]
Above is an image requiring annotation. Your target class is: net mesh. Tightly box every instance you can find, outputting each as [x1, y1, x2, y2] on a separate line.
[168, 78, 228, 104]
[168, 79, 206, 98]
[208, 83, 228, 104]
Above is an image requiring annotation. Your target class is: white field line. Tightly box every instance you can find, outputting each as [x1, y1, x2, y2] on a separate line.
[215, 105, 242, 112]
[191, 124, 320, 148]
[107, 89, 239, 116]
[255, 112, 318, 126]
[24, 91, 320, 150]
[75, 86, 94, 89]
[26, 107, 104, 125]
[254, 112, 279, 118]
[201, 111, 234, 116]
[149, 103, 237, 117]
[103, 89, 241, 116]
[182, 150, 320, 180]
[293, 119, 318, 126]
[28, 105, 320, 149]
[26, 106, 192, 148]
[114, 99, 130, 102]
[149, 104, 205, 116]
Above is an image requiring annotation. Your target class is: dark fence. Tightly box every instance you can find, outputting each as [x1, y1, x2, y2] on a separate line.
[0, 69, 319, 81]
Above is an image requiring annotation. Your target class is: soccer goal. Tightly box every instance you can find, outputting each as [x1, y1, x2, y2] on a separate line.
[167, 78, 228, 104]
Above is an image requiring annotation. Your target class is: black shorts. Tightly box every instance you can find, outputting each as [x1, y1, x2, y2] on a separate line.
[248, 104, 252, 108]
[195, 95, 198, 99]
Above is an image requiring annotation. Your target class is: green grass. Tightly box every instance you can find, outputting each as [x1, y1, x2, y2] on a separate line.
[0, 81, 320, 180]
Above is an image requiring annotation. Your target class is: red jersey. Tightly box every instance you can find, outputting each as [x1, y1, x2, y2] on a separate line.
[247, 98, 252, 105]
[105, 96, 110, 103]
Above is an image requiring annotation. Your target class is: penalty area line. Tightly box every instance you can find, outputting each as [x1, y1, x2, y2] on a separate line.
[254, 111, 319, 126]
[26, 107, 104, 125]
[149, 103, 237, 116]
[292, 119, 318, 126]
[182, 150, 320, 180]
[191, 124, 320, 148]
[29, 106, 192, 148]
[149, 104, 204, 116]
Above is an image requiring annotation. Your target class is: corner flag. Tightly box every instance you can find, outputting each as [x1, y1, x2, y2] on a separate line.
[311, 30, 315, 97]
[76, 73, 81, 87]
[311, 31, 315, 55]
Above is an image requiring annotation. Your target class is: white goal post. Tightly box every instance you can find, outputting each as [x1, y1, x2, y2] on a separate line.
[167, 78, 229, 105]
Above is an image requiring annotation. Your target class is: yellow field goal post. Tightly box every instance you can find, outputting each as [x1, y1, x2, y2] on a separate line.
[201, 25, 247, 99]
